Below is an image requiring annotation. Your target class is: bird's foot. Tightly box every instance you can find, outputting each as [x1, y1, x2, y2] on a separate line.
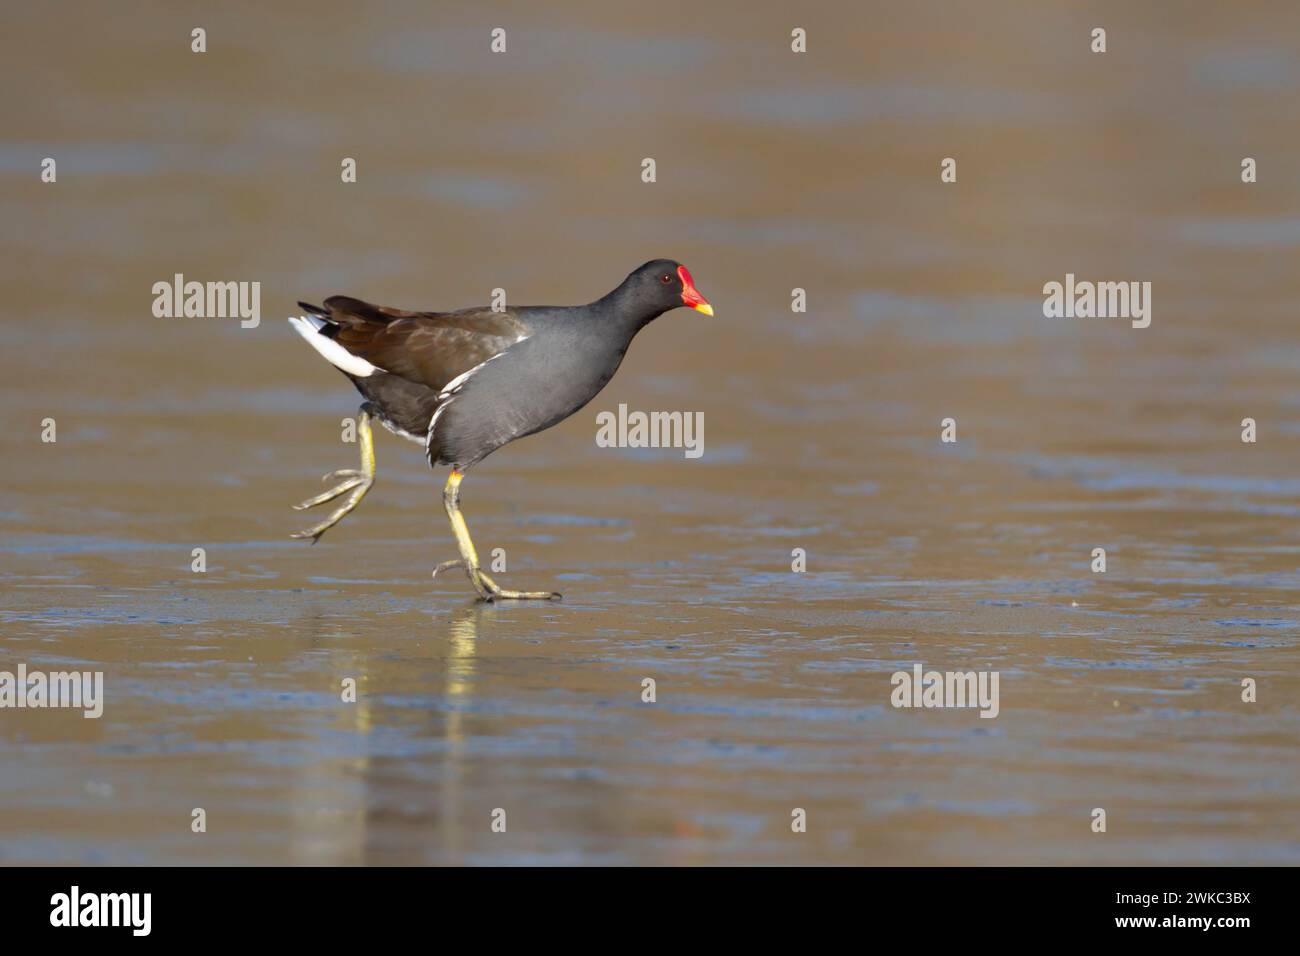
[290, 468, 374, 543]
[432, 560, 561, 602]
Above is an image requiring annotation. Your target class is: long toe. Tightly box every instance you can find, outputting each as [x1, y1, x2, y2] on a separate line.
[431, 559, 465, 580]
[484, 588, 563, 602]
[293, 475, 367, 511]
[476, 569, 562, 601]
[511, 590, 563, 601]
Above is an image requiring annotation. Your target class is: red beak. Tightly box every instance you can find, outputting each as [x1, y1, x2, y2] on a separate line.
[678, 265, 714, 316]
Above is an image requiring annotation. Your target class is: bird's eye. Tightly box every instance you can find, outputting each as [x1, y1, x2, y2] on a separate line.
[660, 274, 672, 284]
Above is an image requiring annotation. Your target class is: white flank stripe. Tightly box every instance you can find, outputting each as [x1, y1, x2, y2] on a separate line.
[425, 400, 452, 464]
[427, 401, 451, 443]
[437, 347, 516, 400]
[377, 417, 424, 446]
[288, 316, 379, 377]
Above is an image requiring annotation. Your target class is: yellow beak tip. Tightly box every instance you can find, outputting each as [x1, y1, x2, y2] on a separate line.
[694, 303, 715, 317]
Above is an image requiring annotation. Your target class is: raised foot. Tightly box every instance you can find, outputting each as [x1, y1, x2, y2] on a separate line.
[432, 560, 562, 602]
[290, 471, 374, 543]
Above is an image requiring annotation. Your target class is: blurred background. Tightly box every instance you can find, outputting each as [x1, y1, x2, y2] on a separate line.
[1, 0, 1298, 864]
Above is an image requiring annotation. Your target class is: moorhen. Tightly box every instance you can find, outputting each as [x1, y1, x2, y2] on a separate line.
[288, 259, 713, 601]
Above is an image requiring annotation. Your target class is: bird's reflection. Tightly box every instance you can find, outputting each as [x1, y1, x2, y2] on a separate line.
[289, 616, 374, 865]
[437, 603, 482, 862]
[288, 604, 485, 864]
[443, 603, 480, 735]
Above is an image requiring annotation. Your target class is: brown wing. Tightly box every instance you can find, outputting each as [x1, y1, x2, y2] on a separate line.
[320, 295, 531, 392]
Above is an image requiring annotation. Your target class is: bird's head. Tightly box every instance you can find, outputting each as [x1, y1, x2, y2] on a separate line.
[626, 259, 714, 317]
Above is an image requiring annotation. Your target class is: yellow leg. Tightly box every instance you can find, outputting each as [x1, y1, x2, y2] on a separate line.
[438, 469, 561, 602]
[291, 406, 376, 543]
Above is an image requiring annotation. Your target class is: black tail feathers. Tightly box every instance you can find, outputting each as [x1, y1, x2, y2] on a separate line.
[298, 300, 329, 318]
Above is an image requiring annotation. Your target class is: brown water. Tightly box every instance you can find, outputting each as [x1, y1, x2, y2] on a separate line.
[2, 1, 1299, 865]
